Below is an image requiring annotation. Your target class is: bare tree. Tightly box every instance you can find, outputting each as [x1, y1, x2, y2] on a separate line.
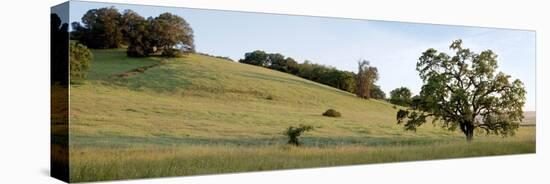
[356, 59, 379, 99]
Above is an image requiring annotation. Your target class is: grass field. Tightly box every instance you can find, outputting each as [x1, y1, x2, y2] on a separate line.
[67, 49, 536, 182]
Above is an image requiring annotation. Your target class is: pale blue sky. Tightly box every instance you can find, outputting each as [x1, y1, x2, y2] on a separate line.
[65, 1, 536, 111]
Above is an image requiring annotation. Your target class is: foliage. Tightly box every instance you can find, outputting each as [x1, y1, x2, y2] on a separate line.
[322, 109, 342, 117]
[396, 40, 526, 141]
[389, 87, 412, 106]
[123, 11, 154, 57]
[370, 85, 386, 100]
[356, 60, 379, 99]
[69, 41, 93, 80]
[72, 7, 194, 57]
[71, 7, 123, 49]
[239, 50, 270, 66]
[151, 13, 195, 57]
[239, 51, 360, 94]
[284, 125, 314, 146]
[125, 12, 195, 57]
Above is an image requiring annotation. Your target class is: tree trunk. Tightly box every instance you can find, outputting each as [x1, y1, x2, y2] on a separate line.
[466, 130, 474, 142]
[465, 123, 474, 142]
[460, 122, 475, 142]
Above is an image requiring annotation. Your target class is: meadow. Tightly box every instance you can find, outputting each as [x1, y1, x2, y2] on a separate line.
[68, 49, 535, 182]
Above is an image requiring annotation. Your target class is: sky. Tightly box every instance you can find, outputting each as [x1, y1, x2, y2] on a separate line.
[62, 1, 536, 111]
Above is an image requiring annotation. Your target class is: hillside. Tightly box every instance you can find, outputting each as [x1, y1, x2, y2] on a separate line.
[67, 49, 535, 182]
[69, 49, 530, 148]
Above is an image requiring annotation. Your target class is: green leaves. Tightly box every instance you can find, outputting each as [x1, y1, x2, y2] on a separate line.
[397, 39, 526, 141]
[284, 125, 314, 146]
[69, 41, 93, 80]
[389, 87, 412, 106]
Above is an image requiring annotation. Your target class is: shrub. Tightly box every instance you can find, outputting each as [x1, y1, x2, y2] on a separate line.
[266, 95, 274, 100]
[322, 109, 341, 117]
[69, 41, 93, 80]
[284, 125, 314, 146]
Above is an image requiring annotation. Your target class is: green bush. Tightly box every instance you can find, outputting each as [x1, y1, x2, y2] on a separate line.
[69, 41, 93, 80]
[322, 109, 341, 117]
[284, 125, 314, 146]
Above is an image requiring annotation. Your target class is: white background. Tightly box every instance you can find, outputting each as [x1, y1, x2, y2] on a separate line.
[0, 0, 547, 183]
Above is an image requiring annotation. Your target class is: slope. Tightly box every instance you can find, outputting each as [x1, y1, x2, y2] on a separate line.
[69, 49, 527, 148]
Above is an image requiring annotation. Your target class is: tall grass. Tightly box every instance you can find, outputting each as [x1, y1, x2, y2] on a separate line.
[69, 139, 535, 182]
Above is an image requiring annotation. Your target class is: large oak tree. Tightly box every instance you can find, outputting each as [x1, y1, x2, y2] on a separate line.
[396, 40, 526, 141]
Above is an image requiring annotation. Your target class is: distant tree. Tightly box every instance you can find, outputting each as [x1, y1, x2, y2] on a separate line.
[297, 60, 315, 78]
[356, 59, 379, 99]
[123, 12, 195, 57]
[283, 57, 300, 74]
[239, 50, 270, 66]
[239, 51, 360, 94]
[122, 11, 155, 57]
[69, 41, 93, 80]
[150, 13, 195, 57]
[389, 87, 412, 106]
[370, 85, 386, 100]
[284, 125, 314, 146]
[269, 55, 299, 74]
[71, 7, 123, 49]
[396, 40, 526, 142]
[120, 9, 145, 45]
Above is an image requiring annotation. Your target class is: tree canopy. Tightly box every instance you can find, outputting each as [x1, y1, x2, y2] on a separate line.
[389, 87, 412, 106]
[239, 51, 375, 96]
[72, 7, 195, 57]
[396, 40, 526, 141]
[71, 7, 123, 49]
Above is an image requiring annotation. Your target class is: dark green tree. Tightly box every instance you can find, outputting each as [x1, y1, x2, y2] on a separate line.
[122, 11, 155, 57]
[370, 85, 386, 100]
[120, 9, 145, 45]
[396, 40, 526, 142]
[239, 50, 270, 66]
[284, 125, 314, 146]
[269, 55, 299, 74]
[71, 7, 123, 49]
[150, 13, 195, 57]
[389, 87, 412, 106]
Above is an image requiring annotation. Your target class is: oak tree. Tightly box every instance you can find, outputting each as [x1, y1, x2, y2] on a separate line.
[396, 40, 526, 142]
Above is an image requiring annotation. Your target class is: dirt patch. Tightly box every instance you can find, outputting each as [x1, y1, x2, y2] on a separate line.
[113, 60, 167, 78]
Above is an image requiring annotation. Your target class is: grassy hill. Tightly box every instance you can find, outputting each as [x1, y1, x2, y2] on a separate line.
[68, 49, 535, 182]
[70, 49, 463, 147]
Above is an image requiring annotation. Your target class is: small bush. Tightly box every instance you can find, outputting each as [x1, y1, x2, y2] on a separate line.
[266, 95, 274, 100]
[322, 109, 341, 117]
[69, 41, 92, 80]
[284, 125, 314, 146]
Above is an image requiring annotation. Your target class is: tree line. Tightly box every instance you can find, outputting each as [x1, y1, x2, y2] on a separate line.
[239, 50, 385, 100]
[71, 7, 195, 57]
